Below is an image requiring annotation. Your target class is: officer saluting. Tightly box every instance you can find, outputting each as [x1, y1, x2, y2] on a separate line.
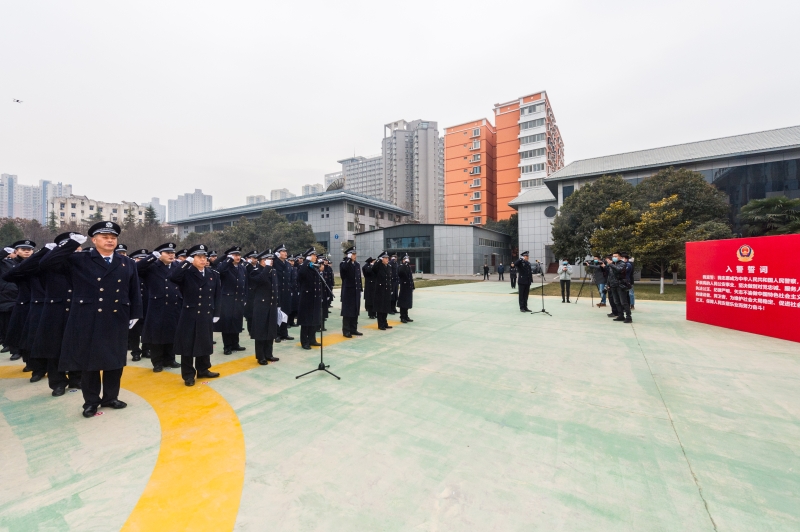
[214, 246, 248, 354]
[271, 244, 294, 342]
[115, 244, 128, 257]
[297, 247, 324, 349]
[372, 251, 394, 330]
[248, 249, 280, 365]
[397, 254, 415, 323]
[170, 245, 221, 386]
[514, 251, 535, 312]
[39, 222, 143, 418]
[362, 257, 376, 319]
[339, 246, 363, 338]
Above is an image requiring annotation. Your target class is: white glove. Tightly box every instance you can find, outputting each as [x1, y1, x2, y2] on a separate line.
[45, 243, 57, 250]
[346, 253, 352, 259]
[265, 259, 272, 266]
[213, 317, 220, 323]
[227, 254, 235, 260]
[70, 234, 87, 244]
[129, 319, 138, 329]
[152, 251, 161, 258]
[186, 256, 194, 264]
[3, 247, 13, 254]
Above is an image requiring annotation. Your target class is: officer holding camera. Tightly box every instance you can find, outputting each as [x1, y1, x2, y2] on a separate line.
[584, 255, 608, 308]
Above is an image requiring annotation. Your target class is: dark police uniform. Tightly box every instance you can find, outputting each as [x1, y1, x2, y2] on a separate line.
[372, 252, 393, 330]
[389, 256, 399, 313]
[509, 262, 518, 289]
[323, 261, 335, 308]
[248, 250, 280, 364]
[297, 250, 324, 349]
[243, 252, 258, 337]
[39, 223, 143, 417]
[214, 247, 248, 353]
[127, 249, 150, 361]
[0, 248, 20, 349]
[515, 255, 534, 311]
[271, 245, 294, 341]
[137, 244, 183, 370]
[397, 256, 415, 323]
[362, 258, 376, 319]
[6, 246, 48, 378]
[339, 247, 362, 337]
[2, 240, 37, 365]
[288, 258, 300, 327]
[170, 245, 221, 385]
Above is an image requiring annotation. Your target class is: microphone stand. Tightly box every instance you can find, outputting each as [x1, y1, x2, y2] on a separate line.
[532, 263, 552, 317]
[296, 265, 340, 380]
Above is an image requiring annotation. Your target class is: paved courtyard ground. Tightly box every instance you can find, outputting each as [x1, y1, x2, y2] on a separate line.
[1, 281, 798, 531]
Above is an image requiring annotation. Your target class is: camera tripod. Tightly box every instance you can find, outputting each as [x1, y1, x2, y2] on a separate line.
[296, 265, 340, 380]
[573, 267, 594, 306]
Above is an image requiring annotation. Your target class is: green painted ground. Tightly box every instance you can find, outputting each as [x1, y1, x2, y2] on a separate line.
[2, 282, 799, 531]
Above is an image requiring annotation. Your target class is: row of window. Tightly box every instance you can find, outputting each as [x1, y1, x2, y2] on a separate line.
[521, 164, 546, 174]
[520, 148, 546, 159]
[470, 166, 481, 175]
[478, 238, 508, 249]
[284, 212, 308, 222]
[346, 204, 397, 220]
[59, 202, 142, 215]
[521, 103, 545, 116]
[520, 133, 546, 145]
[386, 236, 431, 249]
[520, 178, 544, 188]
[520, 118, 545, 130]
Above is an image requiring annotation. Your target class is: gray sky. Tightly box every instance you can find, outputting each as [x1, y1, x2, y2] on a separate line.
[2, 0, 799, 210]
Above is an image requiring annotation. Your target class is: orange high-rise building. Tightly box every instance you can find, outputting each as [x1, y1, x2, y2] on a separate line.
[444, 91, 563, 225]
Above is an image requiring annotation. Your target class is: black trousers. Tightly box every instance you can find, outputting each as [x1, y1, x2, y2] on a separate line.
[510, 276, 517, 289]
[221, 333, 239, 348]
[0, 310, 11, 344]
[300, 325, 317, 346]
[342, 316, 359, 335]
[483, 272, 489, 280]
[518, 283, 531, 309]
[391, 285, 399, 308]
[128, 328, 142, 355]
[377, 312, 388, 328]
[400, 308, 409, 320]
[82, 368, 123, 408]
[29, 357, 47, 376]
[278, 322, 290, 339]
[255, 339, 274, 361]
[608, 286, 619, 315]
[288, 311, 297, 326]
[149, 343, 175, 368]
[498, 272, 504, 281]
[46, 358, 80, 390]
[560, 280, 571, 301]
[611, 286, 631, 319]
[181, 355, 211, 380]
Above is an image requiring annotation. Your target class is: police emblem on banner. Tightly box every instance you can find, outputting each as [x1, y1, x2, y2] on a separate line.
[736, 244, 754, 262]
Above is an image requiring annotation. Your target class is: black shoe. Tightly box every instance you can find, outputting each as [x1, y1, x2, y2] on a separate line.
[223, 348, 232, 355]
[153, 365, 163, 373]
[352, 331, 363, 336]
[132, 354, 141, 361]
[567, 300, 571, 303]
[520, 308, 528, 312]
[624, 318, 632, 323]
[274, 337, 281, 343]
[22, 365, 32, 372]
[257, 358, 268, 365]
[9, 353, 21, 360]
[83, 405, 98, 418]
[400, 319, 408, 323]
[232, 346, 246, 352]
[562, 300, 565, 303]
[302, 344, 311, 350]
[266, 356, 279, 362]
[29, 373, 45, 383]
[384, 325, 393, 329]
[166, 361, 181, 369]
[378, 326, 387, 330]
[1, 346, 9, 353]
[343, 333, 352, 338]
[405, 318, 413, 322]
[607, 313, 618, 318]
[282, 336, 294, 341]
[368, 315, 376, 319]
[101, 399, 127, 409]
[52, 386, 66, 397]
[184, 378, 195, 387]
[212, 340, 217, 345]
[309, 341, 321, 347]
[197, 370, 220, 379]
[142, 352, 151, 358]
[613, 317, 625, 322]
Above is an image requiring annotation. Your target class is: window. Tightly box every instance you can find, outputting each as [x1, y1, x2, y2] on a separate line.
[112, 208, 118, 214]
[326, 213, 329, 218]
[521, 164, 546, 174]
[326, 207, 329, 211]
[60, 212, 64, 218]
[369, 209, 375, 217]
[356, 224, 365, 233]
[195, 224, 211, 233]
[123, 209, 128, 214]
[347, 204, 354, 213]
[544, 206, 557, 218]
[563, 185, 575, 199]
[473, 216, 482, 224]
[520, 148, 546, 159]
[385, 236, 431, 248]
[520, 178, 545, 188]
[395, 215, 402, 222]
[356, 206, 365, 215]
[284, 212, 308, 222]
[378, 211, 384, 219]
[112, 217, 118, 222]
[70, 203, 76, 208]
[369, 225, 375, 231]
[70, 213, 76, 218]
[521, 103, 545, 115]
[97, 207, 103, 213]
[520, 133, 546, 145]
[60, 203, 65, 209]
[471, 128, 480, 137]
[473, 204, 482, 212]
[470, 140, 480, 150]
[212, 222, 230, 231]
[520, 118, 545, 130]
[470, 166, 481, 175]
[138, 211, 142, 215]
[89, 205, 95, 211]
[471, 191, 481, 200]
[321, 208, 325, 212]
[470, 154, 481, 162]
[478, 238, 508, 248]
[347, 222, 355, 231]
[470, 178, 481, 188]
[321, 214, 325, 219]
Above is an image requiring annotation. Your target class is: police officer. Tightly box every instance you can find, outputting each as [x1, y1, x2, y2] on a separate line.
[175, 249, 188, 263]
[509, 260, 518, 289]
[115, 244, 128, 257]
[322, 257, 335, 309]
[372, 251, 393, 330]
[286, 255, 298, 328]
[297, 248, 324, 349]
[170, 244, 221, 386]
[271, 244, 294, 342]
[214, 246, 248, 354]
[339, 246, 362, 338]
[243, 250, 258, 336]
[389, 253, 399, 314]
[128, 249, 149, 361]
[515, 251, 534, 312]
[397, 253, 415, 323]
[362, 257, 376, 319]
[34, 233, 82, 395]
[248, 249, 280, 364]
[137, 243, 183, 372]
[0, 246, 19, 351]
[39, 222, 143, 418]
[2, 240, 36, 365]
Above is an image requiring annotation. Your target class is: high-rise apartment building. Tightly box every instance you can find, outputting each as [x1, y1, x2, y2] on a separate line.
[50, 195, 145, 226]
[337, 155, 385, 199]
[167, 189, 213, 222]
[301, 184, 324, 196]
[270, 189, 296, 201]
[141, 197, 167, 222]
[0, 174, 73, 224]
[444, 91, 564, 225]
[246, 195, 267, 205]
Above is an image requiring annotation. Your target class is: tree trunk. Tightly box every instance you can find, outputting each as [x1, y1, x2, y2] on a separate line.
[660, 263, 665, 294]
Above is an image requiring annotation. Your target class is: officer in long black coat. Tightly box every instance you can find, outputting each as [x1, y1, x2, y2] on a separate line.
[6, 244, 48, 380]
[34, 232, 82, 395]
[170, 244, 221, 386]
[127, 249, 149, 361]
[372, 251, 393, 330]
[286, 255, 298, 327]
[389, 254, 399, 314]
[248, 249, 280, 364]
[243, 251, 258, 336]
[398, 254, 415, 323]
[362, 257, 376, 319]
[271, 244, 294, 342]
[0, 247, 20, 350]
[39, 222, 143, 418]
[514, 252, 535, 312]
[2, 240, 36, 365]
[214, 246, 248, 354]
[137, 243, 183, 371]
[297, 248, 324, 349]
[322, 258, 335, 308]
[509, 261, 518, 289]
[339, 246, 363, 337]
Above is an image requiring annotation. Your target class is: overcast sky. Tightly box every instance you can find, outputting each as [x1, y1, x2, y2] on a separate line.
[2, 0, 799, 209]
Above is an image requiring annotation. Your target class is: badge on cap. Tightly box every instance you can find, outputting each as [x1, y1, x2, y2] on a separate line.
[106, 222, 112, 228]
[25, 240, 30, 245]
[200, 245, 205, 249]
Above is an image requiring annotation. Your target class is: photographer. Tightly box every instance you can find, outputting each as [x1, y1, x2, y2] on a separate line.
[556, 258, 573, 303]
[604, 251, 632, 323]
[622, 253, 635, 310]
[584, 254, 608, 308]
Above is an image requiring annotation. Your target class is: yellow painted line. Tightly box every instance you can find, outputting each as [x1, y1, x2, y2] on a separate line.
[120, 366, 245, 532]
[0, 365, 28, 379]
[294, 332, 349, 349]
[362, 320, 402, 330]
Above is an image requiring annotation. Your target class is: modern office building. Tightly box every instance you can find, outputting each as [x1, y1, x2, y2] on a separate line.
[301, 184, 324, 196]
[0, 174, 73, 224]
[171, 190, 411, 253]
[444, 91, 564, 225]
[337, 155, 385, 200]
[270, 188, 296, 201]
[355, 224, 512, 275]
[141, 197, 167, 222]
[324, 171, 343, 188]
[513, 124, 800, 267]
[246, 195, 267, 205]
[50, 195, 146, 226]
[167, 189, 212, 222]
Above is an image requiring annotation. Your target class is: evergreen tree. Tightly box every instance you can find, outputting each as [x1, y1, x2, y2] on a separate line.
[0, 221, 24, 247]
[48, 210, 59, 232]
[144, 205, 159, 226]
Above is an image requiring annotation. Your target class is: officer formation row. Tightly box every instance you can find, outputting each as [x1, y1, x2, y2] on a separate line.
[0, 221, 415, 419]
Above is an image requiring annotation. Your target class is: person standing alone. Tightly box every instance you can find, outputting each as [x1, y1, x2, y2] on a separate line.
[557, 259, 573, 303]
[514, 252, 533, 312]
[497, 263, 505, 281]
[509, 261, 517, 290]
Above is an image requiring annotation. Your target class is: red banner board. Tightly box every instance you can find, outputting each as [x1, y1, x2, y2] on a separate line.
[686, 234, 800, 343]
